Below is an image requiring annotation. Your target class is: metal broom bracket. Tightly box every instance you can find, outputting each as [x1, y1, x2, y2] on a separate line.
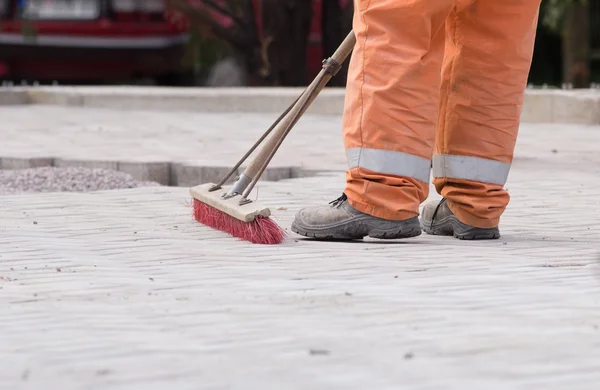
[322, 57, 342, 76]
[238, 198, 253, 206]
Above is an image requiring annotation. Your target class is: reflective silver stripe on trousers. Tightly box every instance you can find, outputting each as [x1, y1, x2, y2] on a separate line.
[346, 147, 431, 183]
[432, 154, 511, 185]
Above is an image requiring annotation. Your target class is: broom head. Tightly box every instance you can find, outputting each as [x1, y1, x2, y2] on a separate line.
[189, 183, 286, 244]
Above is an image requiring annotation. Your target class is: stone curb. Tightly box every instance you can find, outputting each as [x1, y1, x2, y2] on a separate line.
[0, 86, 598, 124]
[521, 89, 600, 125]
[0, 156, 312, 187]
[24, 86, 345, 116]
[0, 90, 29, 105]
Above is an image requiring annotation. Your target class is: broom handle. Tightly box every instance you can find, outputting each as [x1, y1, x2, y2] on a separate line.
[237, 31, 357, 189]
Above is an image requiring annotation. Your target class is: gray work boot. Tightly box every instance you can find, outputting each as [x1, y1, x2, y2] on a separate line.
[420, 198, 500, 240]
[291, 193, 421, 240]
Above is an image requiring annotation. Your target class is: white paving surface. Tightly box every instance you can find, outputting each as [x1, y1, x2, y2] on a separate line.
[1, 105, 600, 389]
[2, 105, 600, 170]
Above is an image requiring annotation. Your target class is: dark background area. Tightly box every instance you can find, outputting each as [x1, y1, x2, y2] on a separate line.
[0, 0, 598, 88]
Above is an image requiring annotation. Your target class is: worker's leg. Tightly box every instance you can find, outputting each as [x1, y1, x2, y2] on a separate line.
[292, 0, 454, 240]
[422, 0, 542, 238]
[342, 0, 454, 220]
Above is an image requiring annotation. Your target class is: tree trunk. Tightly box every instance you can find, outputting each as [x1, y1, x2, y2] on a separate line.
[562, 1, 590, 88]
[261, 0, 312, 86]
[322, 0, 354, 86]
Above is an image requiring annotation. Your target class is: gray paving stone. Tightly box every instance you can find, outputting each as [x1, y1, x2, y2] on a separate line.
[117, 161, 171, 185]
[54, 158, 119, 170]
[0, 89, 29, 105]
[1, 157, 53, 169]
[27, 88, 84, 106]
[551, 92, 600, 125]
[169, 163, 300, 187]
[170, 163, 239, 187]
[25, 86, 347, 115]
[254, 166, 296, 182]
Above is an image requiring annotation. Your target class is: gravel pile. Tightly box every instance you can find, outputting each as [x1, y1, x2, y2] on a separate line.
[0, 167, 162, 195]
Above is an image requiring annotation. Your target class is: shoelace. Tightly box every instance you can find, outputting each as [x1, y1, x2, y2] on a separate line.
[430, 198, 447, 230]
[329, 194, 446, 228]
[329, 193, 348, 208]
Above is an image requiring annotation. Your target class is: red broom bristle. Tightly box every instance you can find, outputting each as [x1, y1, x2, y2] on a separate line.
[192, 198, 286, 244]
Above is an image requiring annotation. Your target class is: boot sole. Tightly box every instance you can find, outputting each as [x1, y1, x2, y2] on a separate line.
[291, 217, 422, 241]
[420, 215, 500, 240]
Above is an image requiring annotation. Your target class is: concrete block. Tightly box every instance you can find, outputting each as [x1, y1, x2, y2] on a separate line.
[308, 88, 346, 115]
[552, 93, 600, 125]
[76, 88, 303, 114]
[172, 163, 299, 187]
[290, 167, 325, 179]
[26, 88, 83, 107]
[20, 85, 600, 124]
[1, 157, 54, 169]
[117, 161, 171, 185]
[521, 92, 554, 123]
[0, 90, 29, 105]
[82, 90, 196, 112]
[253, 166, 293, 182]
[22, 86, 347, 115]
[171, 164, 239, 187]
[54, 158, 118, 170]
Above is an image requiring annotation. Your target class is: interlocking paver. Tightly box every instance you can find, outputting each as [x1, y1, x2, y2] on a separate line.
[1, 104, 600, 389]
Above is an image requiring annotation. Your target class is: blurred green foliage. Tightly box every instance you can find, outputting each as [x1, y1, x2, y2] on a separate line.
[542, 0, 588, 32]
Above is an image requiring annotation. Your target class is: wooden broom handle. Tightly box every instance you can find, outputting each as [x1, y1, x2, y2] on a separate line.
[241, 30, 357, 181]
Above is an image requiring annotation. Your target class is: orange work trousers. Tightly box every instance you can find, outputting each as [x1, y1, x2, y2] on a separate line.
[343, 0, 541, 228]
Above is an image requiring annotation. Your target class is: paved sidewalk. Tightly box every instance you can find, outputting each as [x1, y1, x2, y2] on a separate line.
[2, 105, 600, 176]
[1, 105, 600, 389]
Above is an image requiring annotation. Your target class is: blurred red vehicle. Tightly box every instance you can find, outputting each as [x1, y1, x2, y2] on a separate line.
[0, 0, 191, 84]
[0, 0, 351, 85]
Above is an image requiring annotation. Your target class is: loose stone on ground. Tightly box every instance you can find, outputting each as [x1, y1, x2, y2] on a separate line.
[0, 166, 161, 195]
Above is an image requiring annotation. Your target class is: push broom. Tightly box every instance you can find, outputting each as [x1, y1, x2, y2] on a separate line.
[189, 31, 357, 244]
